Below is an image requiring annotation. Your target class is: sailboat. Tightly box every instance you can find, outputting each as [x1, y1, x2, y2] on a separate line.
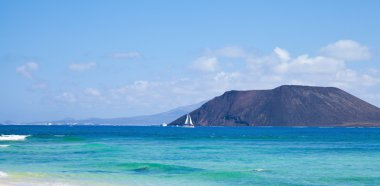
[183, 114, 195, 128]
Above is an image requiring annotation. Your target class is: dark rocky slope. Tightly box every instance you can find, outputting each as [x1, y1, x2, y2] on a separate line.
[169, 85, 380, 127]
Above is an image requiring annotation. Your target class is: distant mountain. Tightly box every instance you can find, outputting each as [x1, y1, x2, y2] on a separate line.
[170, 85, 380, 127]
[41, 101, 205, 125]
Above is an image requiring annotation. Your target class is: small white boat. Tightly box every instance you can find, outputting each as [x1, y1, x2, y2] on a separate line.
[161, 123, 168, 127]
[183, 114, 195, 128]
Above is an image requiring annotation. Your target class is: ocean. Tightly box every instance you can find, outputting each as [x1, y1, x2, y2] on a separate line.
[1, 125, 380, 186]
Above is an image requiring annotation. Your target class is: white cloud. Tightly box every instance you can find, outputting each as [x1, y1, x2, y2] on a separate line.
[109, 52, 141, 60]
[213, 71, 241, 81]
[191, 40, 368, 106]
[215, 46, 247, 58]
[185, 40, 377, 103]
[69, 62, 96, 71]
[55, 92, 76, 103]
[132, 81, 149, 90]
[84, 88, 101, 97]
[320, 40, 371, 61]
[334, 69, 380, 88]
[274, 47, 290, 61]
[191, 56, 219, 72]
[16, 62, 38, 79]
[274, 55, 345, 74]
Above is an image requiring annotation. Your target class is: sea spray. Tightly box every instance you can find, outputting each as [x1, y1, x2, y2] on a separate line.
[0, 171, 8, 178]
[0, 135, 30, 141]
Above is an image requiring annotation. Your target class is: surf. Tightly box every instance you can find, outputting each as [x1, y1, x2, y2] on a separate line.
[0, 135, 30, 141]
[0, 171, 8, 178]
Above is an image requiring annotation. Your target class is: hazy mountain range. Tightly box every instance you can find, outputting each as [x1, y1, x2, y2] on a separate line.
[28, 101, 205, 126]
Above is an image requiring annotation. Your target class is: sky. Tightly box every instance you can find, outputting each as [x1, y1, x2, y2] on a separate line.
[1, 0, 380, 122]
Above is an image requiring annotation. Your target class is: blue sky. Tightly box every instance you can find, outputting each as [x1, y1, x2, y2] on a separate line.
[1, 0, 380, 122]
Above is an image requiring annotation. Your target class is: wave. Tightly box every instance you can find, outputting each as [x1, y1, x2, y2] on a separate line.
[0, 145, 10, 148]
[0, 171, 8, 178]
[117, 162, 203, 174]
[0, 135, 30, 141]
[252, 168, 267, 172]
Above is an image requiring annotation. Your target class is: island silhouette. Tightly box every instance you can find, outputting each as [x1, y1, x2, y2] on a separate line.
[170, 85, 380, 127]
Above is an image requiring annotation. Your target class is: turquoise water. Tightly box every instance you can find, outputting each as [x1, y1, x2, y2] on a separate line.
[1, 125, 380, 185]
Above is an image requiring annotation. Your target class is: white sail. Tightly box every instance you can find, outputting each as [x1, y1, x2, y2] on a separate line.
[185, 114, 190, 124]
[189, 115, 193, 125]
[184, 114, 194, 126]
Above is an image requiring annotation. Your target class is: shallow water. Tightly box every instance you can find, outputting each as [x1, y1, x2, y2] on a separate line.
[1, 125, 380, 185]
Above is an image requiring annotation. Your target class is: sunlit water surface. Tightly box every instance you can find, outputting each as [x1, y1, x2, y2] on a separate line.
[1, 125, 380, 185]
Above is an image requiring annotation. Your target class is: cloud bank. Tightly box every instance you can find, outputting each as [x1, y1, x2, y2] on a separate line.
[320, 40, 371, 61]
[52, 40, 380, 116]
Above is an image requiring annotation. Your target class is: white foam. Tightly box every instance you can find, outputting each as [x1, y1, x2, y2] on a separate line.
[253, 168, 266, 172]
[0, 171, 8, 178]
[0, 145, 10, 148]
[0, 135, 30, 141]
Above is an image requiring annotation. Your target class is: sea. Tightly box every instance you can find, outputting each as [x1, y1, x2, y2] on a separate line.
[0, 125, 380, 186]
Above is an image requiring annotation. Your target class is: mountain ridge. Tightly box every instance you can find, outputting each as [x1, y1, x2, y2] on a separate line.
[169, 85, 380, 127]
